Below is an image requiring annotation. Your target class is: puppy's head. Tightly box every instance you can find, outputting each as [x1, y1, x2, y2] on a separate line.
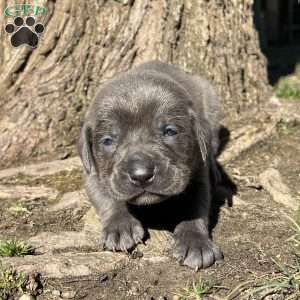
[78, 71, 208, 205]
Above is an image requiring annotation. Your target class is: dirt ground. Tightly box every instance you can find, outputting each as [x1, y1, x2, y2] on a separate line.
[0, 99, 299, 300]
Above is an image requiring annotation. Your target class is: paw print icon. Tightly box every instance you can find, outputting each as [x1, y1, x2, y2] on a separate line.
[5, 16, 44, 48]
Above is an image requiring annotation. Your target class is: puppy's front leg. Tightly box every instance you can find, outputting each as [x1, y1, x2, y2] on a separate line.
[173, 167, 223, 269]
[86, 174, 144, 252]
[100, 202, 145, 252]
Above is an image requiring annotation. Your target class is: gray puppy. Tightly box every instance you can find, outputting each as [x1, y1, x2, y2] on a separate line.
[78, 61, 223, 270]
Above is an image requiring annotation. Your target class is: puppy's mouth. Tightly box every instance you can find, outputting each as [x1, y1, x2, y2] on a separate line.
[127, 190, 168, 205]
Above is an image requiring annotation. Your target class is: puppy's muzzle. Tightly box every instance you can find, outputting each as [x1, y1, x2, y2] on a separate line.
[127, 152, 156, 186]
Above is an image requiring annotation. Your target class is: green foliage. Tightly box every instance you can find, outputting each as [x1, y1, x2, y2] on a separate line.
[0, 240, 34, 257]
[175, 277, 218, 299]
[175, 214, 300, 300]
[275, 67, 300, 100]
[276, 82, 300, 99]
[216, 215, 300, 300]
[0, 265, 25, 300]
[8, 201, 31, 216]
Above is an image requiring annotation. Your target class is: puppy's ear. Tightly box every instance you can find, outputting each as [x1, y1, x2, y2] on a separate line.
[78, 123, 96, 175]
[188, 108, 209, 162]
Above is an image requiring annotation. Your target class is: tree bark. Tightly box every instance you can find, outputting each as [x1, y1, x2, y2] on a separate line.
[0, 0, 271, 168]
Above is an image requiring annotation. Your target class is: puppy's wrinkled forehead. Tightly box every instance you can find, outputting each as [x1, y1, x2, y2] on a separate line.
[93, 73, 191, 130]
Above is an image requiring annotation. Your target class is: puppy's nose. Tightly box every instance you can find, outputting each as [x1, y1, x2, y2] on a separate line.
[127, 153, 155, 185]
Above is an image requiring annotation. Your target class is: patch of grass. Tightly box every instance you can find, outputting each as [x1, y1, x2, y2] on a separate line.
[175, 277, 219, 299]
[175, 214, 300, 300]
[0, 265, 25, 300]
[214, 260, 300, 300]
[8, 202, 31, 216]
[213, 215, 300, 300]
[0, 240, 34, 257]
[275, 76, 300, 100]
[276, 83, 300, 99]
[276, 121, 299, 135]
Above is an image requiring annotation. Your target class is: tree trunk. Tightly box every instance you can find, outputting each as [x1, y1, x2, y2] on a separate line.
[0, 0, 271, 168]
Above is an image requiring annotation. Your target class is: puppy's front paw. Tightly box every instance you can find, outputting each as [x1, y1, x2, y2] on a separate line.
[100, 214, 144, 252]
[173, 230, 223, 270]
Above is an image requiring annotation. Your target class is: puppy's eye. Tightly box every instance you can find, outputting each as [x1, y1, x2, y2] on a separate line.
[101, 136, 114, 146]
[163, 125, 178, 137]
